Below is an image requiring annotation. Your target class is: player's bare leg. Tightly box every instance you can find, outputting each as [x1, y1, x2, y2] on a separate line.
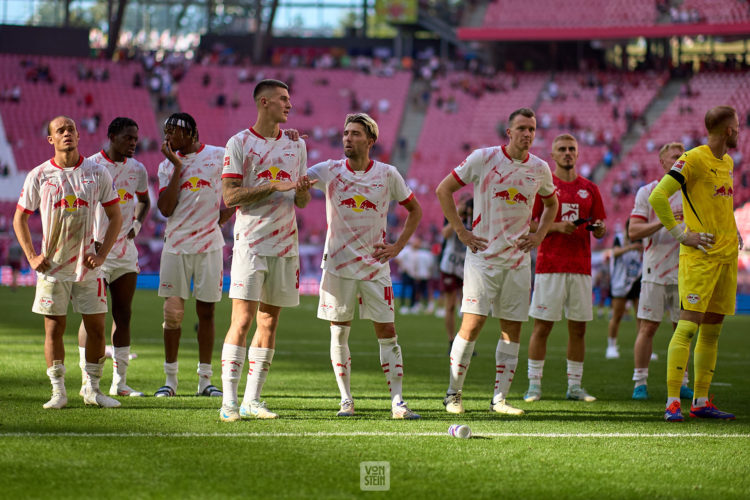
[607, 297, 627, 359]
[43, 315, 68, 409]
[240, 303, 280, 418]
[526, 319, 554, 401]
[632, 319, 660, 399]
[443, 288, 458, 343]
[156, 296, 183, 397]
[108, 273, 142, 396]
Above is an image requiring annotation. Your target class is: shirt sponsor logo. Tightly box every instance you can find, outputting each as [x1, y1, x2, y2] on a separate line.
[493, 187, 528, 205]
[561, 203, 579, 221]
[180, 176, 212, 192]
[686, 293, 700, 304]
[118, 188, 134, 204]
[53, 194, 89, 212]
[256, 166, 292, 183]
[713, 185, 733, 198]
[339, 194, 378, 212]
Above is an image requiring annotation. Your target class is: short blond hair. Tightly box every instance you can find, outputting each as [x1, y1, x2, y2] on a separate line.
[552, 133, 577, 146]
[345, 113, 379, 142]
[658, 142, 685, 159]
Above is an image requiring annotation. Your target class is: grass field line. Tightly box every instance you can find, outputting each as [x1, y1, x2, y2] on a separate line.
[2, 431, 749, 439]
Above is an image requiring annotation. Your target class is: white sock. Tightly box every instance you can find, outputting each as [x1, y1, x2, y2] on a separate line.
[682, 369, 690, 387]
[47, 360, 66, 396]
[242, 347, 274, 405]
[493, 340, 519, 403]
[567, 359, 584, 388]
[527, 358, 544, 385]
[607, 337, 617, 348]
[693, 396, 708, 408]
[85, 357, 106, 392]
[197, 362, 213, 393]
[221, 343, 245, 406]
[78, 346, 87, 386]
[448, 335, 475, 395]
[112, 346, 130, 388]
[330, 325, 352, 402]
[666, 396, 680, 408]
[378, 336, 403, 407]
[164, 361, 178, 391]
[633, 368, 648, 387]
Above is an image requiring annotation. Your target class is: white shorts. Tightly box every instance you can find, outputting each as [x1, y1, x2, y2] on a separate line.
[529, 273, 593, 322]
[158, 249, 223, 303]
[637, 281, 679, 323]
[318, 270, 395, 323]
[33, 275, 108, 316]
[228, 248, 299, 307]
[101, 240, 139, 283]
[461, 263, 530, 321]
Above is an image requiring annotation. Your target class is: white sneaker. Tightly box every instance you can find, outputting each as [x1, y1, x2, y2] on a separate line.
[399, 306, 411, 315]
[434, 308, 446, 318]
[392, 401, 421, 419]
[566, 385, 597, 402]
[650, 352, 659, 361]
[83, 387, 121, 408]
[524, 384, 542, 402]
[490, 397, 524, 415]
[43, 392, 68, 409]
[110, 384, 145, 397]
[337, 399, 355, 417]
[443, 392, 464, 414]
[79, 385, 86, 397]
[605, 345, 620, 359]
[240, 400, 278, 419]
[220, 402, 241, 422]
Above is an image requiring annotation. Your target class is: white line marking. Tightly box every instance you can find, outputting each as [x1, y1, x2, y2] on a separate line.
[1, 431, 748, 439]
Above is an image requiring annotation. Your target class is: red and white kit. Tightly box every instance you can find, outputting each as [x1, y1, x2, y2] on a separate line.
[222, 128, 307, 257]
[90, 150, 148, 265]
[157, 144, 225, 255]
[18, 155, 119, 282]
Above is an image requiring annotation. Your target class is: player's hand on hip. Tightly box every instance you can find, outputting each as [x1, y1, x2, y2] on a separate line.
[372, 242, 396, 263]
[457, 228, 488, 253]
[84, 253, 105, 269]
[30, 254, 50, 272]
[516, 233, 542, 253]
[682, 230, 714, 254]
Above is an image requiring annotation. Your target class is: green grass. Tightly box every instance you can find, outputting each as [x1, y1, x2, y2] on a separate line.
[1, 286, 749, 499]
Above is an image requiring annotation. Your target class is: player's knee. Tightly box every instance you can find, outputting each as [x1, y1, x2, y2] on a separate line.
[195, 301, 215, 322]
[163, 297, 185, 329]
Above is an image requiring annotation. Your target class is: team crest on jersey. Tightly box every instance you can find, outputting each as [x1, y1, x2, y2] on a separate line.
[180, 177, 212, 192]
[256, 166, 292, 183]
[53, 194, 89, 212]
[339, 194, 377, 212]
[494, 187, 528, 205]
[560, 203, 579, 221]
[671, 160, 685, 173]
[117, 188, 134, 204]
[39, 296, 54, 308]
[686, 293, 700, 304]
[578, 189, 589, 199]
[713, 185, 733, 198]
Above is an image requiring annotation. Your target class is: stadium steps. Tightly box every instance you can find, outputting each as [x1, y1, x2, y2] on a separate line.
[393, 78, 430, 176]
[462, 1, 490, 28]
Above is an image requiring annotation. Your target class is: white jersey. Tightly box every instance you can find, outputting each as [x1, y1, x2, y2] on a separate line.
[413, 247, 435, 280]
[631, 180, 682, 285]
[18, 155, 119, 282]
[222, 128, 307, 257]
[90, 151, 148, 260]
[308, 159, 413, 281]
[453, 145, 555, 270]
[157, 144, 225, 255]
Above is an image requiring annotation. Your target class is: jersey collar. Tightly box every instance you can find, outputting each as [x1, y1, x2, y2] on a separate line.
[101, 149, 126, 165]
[51, 155, 84, 169]
[502, 145, 529, 163]
[345, 159, 374, 173]
[250, 127, 282, 141]
[177, 143, 205, 157]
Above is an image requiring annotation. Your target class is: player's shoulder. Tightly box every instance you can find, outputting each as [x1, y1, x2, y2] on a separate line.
[87, 150, 106, 165]
[635, 179, 659, 195]
[526, 152, 550, 169]
[202, 144, 223, 156]
[310, 158, 340, 171]
[128, 156, 148, 172]
[81, 155, 106, 171]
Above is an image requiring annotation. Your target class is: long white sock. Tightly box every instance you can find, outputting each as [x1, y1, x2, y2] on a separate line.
[633, 368, 648, 387]
[528, 358, 545, 385]
[221, 343, 245, 406]
[197, 363, 213, 393]
[330, 325, 352, 402]
[567, 359, 584, 388]
[242, 347, 274, 405]
[378, 336, 404, 407]
[493, 340, 520, 402]
[47, 360, 66, 396]
[78, 346, 87, 386]
[85, 358, 106, 392]
[112, 346, 130, 388]
[448, 335, 475, 394]
[164, 361, 178, 391]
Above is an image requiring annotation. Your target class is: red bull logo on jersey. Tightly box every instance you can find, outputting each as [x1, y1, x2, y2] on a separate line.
[256, 166, 292, 183]
[117, 188, 134, 204]
[53, 194, 89, 212]
[493, 187, 529, 205]
[339, 194, 378, 213]
[713, 185, 733, 198]
[180, 176, 212, 192]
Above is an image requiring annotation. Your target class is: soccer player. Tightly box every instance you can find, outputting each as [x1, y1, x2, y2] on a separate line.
[218, 79, 311, 421]
[649, 105, 741, 421]
[436, 108, 558, 415]
[77, 117, 150, 398]
[630, 142, 693, 400]
[439, 197, 472, 348]
[155, 113, 233, 398]
[13, 115, 123, 409]
[307, 112, 422, 419]
[524, 134, 606, 403]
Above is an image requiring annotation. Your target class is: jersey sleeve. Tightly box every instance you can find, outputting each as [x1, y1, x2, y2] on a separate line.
[631, 184, 651, 220]
[537, 162, 556, 198]
[307, 161, 328, 190]
[98, 168, 119, 206]
[298, 139, 308, 177]
[157, 160, 171, 193]
[136, 164, 148, 196]
[389, 166, 413, 204]
[17, 169, 40, 214]
[452, 149, 482, 186]
[222, 136, 244, 179]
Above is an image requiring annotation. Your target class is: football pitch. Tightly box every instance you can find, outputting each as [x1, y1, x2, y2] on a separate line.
[1, 286, 749, 499]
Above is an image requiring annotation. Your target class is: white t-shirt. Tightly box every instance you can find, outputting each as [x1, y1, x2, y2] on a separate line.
[413, 247, 435, 280]
[631, 179, 682, 285]
[452, 145, 556, 270]
[18, 155, 119, 282]
[90, 150, 148, 260]
[157, 144, 225, 255]
[308, 158, 413, 281]
[222, 128, 307, 257]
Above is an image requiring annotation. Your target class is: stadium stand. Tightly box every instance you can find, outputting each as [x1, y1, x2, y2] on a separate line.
[482, 0, 658, 28]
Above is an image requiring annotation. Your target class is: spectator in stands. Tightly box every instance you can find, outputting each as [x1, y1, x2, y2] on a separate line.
[202, 72, 211, 87]
[10, 85, 21, 103]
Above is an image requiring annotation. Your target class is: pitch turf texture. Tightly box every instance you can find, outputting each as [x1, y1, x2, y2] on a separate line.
[1, 287, 749, 499]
